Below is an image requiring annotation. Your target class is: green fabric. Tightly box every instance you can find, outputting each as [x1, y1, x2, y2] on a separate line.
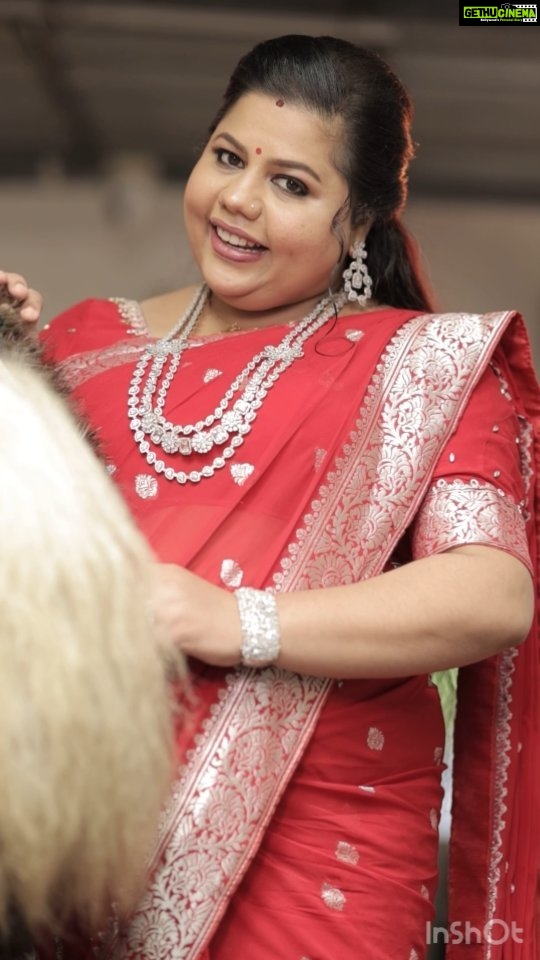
[432, 668, 458, 733]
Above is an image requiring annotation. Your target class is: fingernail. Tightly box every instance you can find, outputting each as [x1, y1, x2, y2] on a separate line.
[21, 307, 38, 320]
[12, 282, 27, 294]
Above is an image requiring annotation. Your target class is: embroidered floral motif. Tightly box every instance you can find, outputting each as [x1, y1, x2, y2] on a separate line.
[335, 840, 360, 865]
[59, 342, 148, 389]
[490, 361, 513, 402]
[412, 478, 531, 573]
[344, 329, 364, 342]
[358, 784, 376, 794]
[203, 368, 223, 383]
[314, 448, 327, 471]
[367, 726, 385, 751]
[486, 648, 518, 960]
[230, 463, 255, 486]
[321, 882, 346, 911]
[110, 297, 148, 336]
[106, 463, 117, 476]
[220, 559, 244, 588]
[135, 474, 158, 499]
[105, 670, 330, 959]
[273, 312, 513, 595]
[517, 415, 533, 512]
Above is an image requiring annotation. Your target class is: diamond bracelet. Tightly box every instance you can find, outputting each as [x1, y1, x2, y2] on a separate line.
[235, 587, 281, 668]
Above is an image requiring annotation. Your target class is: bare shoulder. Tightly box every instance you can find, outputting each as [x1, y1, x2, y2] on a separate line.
[140, 284, 201, 337]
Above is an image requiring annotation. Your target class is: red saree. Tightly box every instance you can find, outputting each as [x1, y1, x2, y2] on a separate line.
[41, 299, 539, 960]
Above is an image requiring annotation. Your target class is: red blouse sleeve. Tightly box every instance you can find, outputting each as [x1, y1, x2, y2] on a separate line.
[411, 349, 533, 573]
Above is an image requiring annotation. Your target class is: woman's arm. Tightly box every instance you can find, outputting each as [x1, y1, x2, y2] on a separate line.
[149, 544, 534, 678]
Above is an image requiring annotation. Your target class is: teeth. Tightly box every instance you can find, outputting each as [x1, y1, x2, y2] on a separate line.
[216, 225, 261, 249]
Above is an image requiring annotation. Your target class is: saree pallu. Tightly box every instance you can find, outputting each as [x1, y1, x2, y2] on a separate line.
[41, 301, 539, 960]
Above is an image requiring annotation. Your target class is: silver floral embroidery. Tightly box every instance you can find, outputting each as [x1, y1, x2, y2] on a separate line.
[203, 368, 223, 383]
[367, 726, 385, 751]
[517, 415, 533, 512]
[135, 473, 158, 499]
[345, 328, 364, 342]
[486, 648, 518, 960]
[106, 669, 331, 960]
[230, 463, 254, 486]
[412, 478, 531, 573]
[359, 784, 376, 794]
[321, 882, 346, 911]
[273, 312, 514, 595]
[110, 297, 148, 335]
[314, 447, 327, 471]
[59, 341, 149, 389]
[490, 361, 513, 402]
[220, 559, 244, 588]
[335, 840, 360, 865]
[106, 463, 117, 476]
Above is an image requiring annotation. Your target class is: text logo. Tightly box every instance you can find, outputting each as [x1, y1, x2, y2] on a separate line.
[426, 920, 525, 946]
[460, 3, 537, 22]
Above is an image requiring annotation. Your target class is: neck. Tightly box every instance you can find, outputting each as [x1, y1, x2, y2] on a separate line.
[196, 289, 338, 336]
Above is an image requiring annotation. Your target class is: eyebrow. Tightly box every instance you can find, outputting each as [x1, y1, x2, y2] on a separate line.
[215, 132, 322, 184]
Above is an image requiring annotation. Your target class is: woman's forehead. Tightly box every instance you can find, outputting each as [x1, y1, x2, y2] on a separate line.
[214, 92, 344, 162]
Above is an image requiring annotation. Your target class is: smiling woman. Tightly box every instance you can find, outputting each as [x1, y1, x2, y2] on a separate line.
[2, 32, 540, 960]
[183, 91, 353, 318]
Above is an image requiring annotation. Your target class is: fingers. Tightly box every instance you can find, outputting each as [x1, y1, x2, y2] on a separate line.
[0, 270, 29, 298]
[0, 271, 43, 324]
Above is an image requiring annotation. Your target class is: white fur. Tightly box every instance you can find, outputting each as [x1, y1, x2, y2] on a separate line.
[0, 356, 177, 935]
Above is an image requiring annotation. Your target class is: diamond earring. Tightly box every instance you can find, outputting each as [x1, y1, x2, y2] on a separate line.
[342, 240, 373, 305]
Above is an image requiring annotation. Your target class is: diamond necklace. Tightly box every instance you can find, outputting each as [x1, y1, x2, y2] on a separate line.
[128, 283, 346, 484]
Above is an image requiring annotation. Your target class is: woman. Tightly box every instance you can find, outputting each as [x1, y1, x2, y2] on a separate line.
[3, 34, 539, 960]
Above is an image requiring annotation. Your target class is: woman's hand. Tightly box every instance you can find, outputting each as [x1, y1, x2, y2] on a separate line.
[0, 270, 43, 325]
[148, 563, 242, 668]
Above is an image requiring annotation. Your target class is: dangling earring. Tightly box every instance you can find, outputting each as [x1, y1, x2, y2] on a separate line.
[342, 240, 373, 305]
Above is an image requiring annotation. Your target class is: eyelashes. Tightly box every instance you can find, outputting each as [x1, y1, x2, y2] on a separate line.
[272, 175, 308, 197]
[214, 147, 243, 169]
[212, 148, 309, 197]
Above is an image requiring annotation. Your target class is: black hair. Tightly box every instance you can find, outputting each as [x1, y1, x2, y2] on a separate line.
[209, 35, 434, 312]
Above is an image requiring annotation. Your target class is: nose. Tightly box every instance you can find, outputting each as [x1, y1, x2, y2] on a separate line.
[219, 176, 262, 220]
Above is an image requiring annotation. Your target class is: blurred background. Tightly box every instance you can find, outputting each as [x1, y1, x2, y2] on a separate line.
[0, 0, 539, 365]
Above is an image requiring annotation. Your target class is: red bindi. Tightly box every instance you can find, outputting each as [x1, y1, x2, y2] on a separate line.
[275, 99, 284, 108]
[255, 147, 262, 154]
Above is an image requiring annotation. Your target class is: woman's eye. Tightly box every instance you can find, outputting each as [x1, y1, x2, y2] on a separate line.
[273, 175, 308, 197]
[214, 148, 243, 168]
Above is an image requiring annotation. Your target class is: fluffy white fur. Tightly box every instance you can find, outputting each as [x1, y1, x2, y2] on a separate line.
[0, 353, 178, 939]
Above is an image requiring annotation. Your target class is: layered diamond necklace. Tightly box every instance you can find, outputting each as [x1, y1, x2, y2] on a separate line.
[128, 283, 346, 484]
